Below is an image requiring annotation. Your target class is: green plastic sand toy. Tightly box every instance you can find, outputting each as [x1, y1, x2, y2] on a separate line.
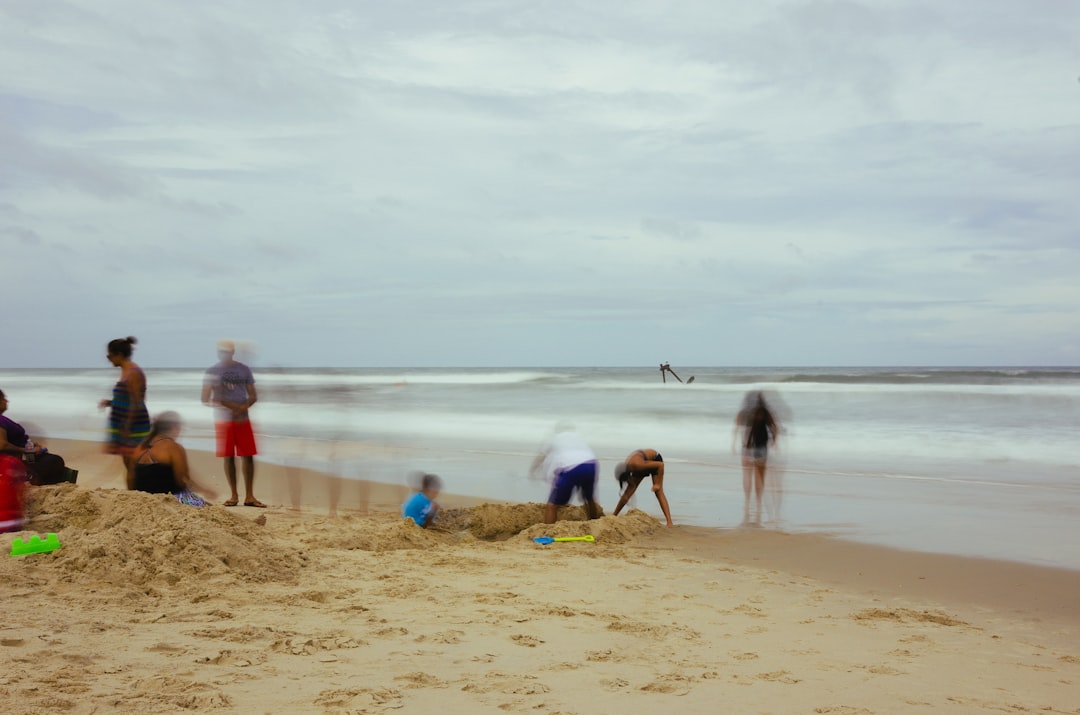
[10, 533, 62, 556]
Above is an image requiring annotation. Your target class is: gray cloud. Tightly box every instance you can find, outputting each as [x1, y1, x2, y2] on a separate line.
[1, 0, 1078, 367]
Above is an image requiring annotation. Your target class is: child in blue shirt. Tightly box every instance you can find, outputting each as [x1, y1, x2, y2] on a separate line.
[402, 473, 442, 527]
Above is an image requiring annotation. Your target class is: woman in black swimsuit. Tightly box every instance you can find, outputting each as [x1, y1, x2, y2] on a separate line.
[613, 448, 673, 527]
[735, 391, 780, 525]
[129, 412, 215, 502]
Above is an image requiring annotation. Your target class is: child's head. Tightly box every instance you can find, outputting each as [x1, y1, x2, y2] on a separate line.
[420, 473, 442, 498]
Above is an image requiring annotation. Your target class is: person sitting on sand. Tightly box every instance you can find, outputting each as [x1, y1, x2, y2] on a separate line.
[129, 411, 216, 506]
[613, 448, 673, 527]
[529, 423, 602, 524]
[403, 473, 441, 528]
[0, 388, 69, 486]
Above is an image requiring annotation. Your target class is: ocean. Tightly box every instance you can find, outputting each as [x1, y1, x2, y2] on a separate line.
[3, 366, 1078, 569]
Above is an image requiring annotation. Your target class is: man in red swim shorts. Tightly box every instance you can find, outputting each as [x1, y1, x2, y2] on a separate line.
[201, 340, 264, 507]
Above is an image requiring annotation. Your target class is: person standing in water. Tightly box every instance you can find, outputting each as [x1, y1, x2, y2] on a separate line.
[99, 336, 150, 485]
[735, 390, 780, 525]
[202, 340, 263, 507]
[613, 448, 673, 527]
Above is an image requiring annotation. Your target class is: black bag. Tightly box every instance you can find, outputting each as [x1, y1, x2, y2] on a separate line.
[26, 452, 71, 486]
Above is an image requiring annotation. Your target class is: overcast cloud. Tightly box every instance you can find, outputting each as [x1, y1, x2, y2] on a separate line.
[2, 0, 1078, 367]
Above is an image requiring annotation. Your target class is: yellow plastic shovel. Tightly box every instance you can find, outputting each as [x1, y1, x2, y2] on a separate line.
[533, 535, 595, 545]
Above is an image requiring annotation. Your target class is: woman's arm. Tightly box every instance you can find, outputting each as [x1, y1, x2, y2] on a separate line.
[169, 442, 216, 498]
[0, 426, 36, 455]
[121, 368, 147, 436]
[0, 426, 17, 454]
[170, 441, 192, 489]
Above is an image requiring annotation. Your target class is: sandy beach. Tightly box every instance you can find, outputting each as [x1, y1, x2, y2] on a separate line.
[2, 440, 1078, 714]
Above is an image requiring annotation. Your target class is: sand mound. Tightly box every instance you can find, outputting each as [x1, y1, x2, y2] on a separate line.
[436, 502, 599, 541]
[323, 503, 657, 551]
[431, 503, 658, 544]
[2, 484, 304, 588]
[514, 509, 660, 545]
[337, 518, 448, 551]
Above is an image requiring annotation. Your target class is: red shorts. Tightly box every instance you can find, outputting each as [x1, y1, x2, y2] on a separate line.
[215, 420, 258, 458]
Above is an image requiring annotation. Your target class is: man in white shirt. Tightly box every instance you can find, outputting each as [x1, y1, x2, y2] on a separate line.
[530, 424, 602, 524]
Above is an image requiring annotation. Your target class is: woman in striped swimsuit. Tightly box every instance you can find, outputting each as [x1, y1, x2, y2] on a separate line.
[100, 336, 150, 485]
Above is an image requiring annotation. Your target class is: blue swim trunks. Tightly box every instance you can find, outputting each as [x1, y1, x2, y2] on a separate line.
[548, 460, 598, 506]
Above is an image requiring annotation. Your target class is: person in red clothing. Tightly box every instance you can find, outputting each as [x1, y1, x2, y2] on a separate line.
[0, 389, 30, 533]
[201, 340, 263, 507]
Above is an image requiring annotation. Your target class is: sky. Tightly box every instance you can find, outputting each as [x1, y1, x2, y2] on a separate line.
[2, 0, 1078, 368]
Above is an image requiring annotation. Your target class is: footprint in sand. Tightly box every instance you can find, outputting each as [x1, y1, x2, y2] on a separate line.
[851, 608, 971, 628]
[186, 625, 278, 643]
[194, 649, 262, 668]
[272, 636, 364, 656]
[510, 634, 544, 647]
[898, 634, 931, 644]
[372, 626, 410, 638]
[586, 649, 624, 663]
[755, 670, 802, 684]
[394, 671, 448, 688]
[314, 686, 403, 710]
[130, 675, 232, 710]
[146, 642, 187, 655]
[640, 673, 695, 695]
[461, 673, 551, 696]
[858, 664, 905, 676]
[420, 629, 465, 644]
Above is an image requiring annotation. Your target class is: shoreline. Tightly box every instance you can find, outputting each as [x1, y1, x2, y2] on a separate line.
[34, 438, 1080, 629]
[45, 437, 1080, 576]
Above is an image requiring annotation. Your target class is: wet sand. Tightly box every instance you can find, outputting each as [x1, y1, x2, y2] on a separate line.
[1, 440, 1077, 713]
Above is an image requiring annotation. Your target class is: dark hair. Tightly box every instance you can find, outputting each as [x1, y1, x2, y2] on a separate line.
[614, 461, 629, 487]
[140, 410, 181, 448]
[107, 336, 138, 358]
[420, 473, 442, 492]
[0, 388, 5, 399]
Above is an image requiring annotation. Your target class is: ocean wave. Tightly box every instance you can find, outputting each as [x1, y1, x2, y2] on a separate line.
[771, 369, 1080, 385]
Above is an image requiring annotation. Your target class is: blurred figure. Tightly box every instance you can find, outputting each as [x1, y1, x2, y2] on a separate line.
[0, 388, 30, 532]
[0, 389, 69, 486]
[735, 390, 781, 525]
[0, 452, 25, 533]
[129, 412, 216, 505]
[202, 339, 263, 507]
[529, 423, 601, 524]
[99, 336, 150, 482]
[613, 449, 673, 527]
[403, 472, 441, 527]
